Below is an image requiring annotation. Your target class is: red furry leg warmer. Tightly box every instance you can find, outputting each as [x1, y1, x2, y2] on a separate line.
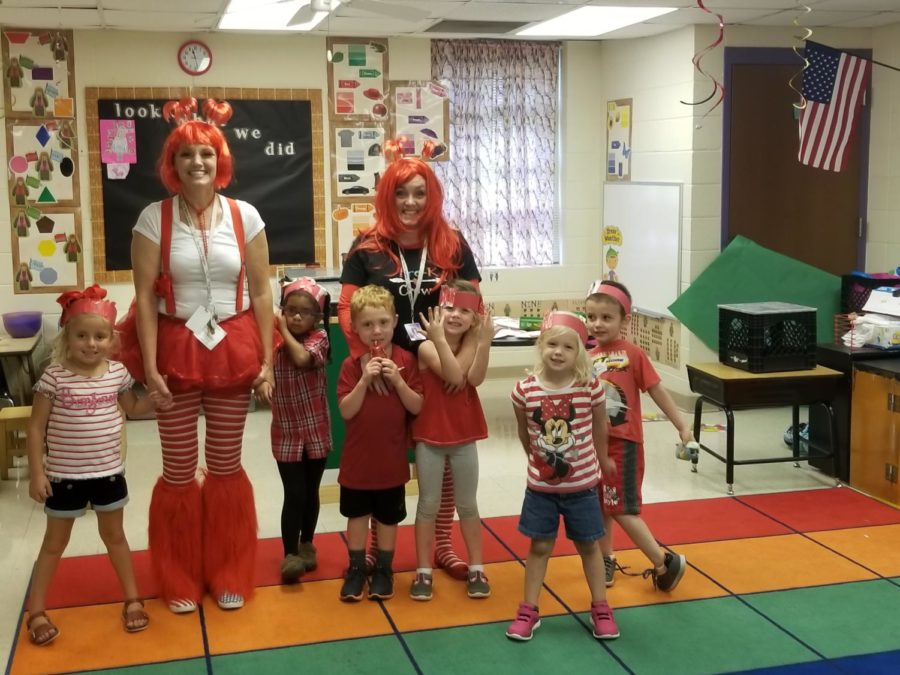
[148, 477, 203, 604]
[202, 469, 258, 599]
[434, 459, 468, 580]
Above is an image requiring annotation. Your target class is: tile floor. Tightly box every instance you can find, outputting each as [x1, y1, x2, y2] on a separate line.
[0, 376, 839, 668]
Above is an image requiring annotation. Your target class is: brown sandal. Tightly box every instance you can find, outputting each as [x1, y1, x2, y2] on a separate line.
[27, 611, 60, 646]
[122, 598, 150, 633]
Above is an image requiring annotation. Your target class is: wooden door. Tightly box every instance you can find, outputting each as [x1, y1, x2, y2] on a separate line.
[726, 60, 867, 275]
[850, 370, 898, 504]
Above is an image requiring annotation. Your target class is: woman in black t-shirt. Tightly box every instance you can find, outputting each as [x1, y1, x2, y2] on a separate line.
[339, 154, 481, 583]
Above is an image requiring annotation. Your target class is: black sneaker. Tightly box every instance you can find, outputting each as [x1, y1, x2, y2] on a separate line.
[367, 565, 394, 600]
[648, 552, 686, 592]
[340, 564, 366, 602]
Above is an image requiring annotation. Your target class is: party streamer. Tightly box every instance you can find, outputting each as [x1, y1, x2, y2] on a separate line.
[788, 3, 813, 110]
[680, 0, 725, 118]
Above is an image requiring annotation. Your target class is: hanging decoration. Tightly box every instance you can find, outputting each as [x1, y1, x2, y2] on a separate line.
[788, 3, 813, 110]
[680, 0, 725, 120]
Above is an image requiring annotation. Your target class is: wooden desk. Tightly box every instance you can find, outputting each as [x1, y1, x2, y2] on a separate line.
[686, 362, 842, 494]
[0, 331, 42, 405]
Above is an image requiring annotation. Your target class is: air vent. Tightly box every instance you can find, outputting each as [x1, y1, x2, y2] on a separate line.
[426, 20, 530, 34]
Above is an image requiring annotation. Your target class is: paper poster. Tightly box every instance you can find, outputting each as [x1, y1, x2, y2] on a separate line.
[99, 119, 137, 163]
[7, 121, 78, 205]
[606, 98, 632, 181]
[333, 201, 376, 261]
[2, 29, 75, 119]
[391, 81, 450, 161]
[333, 127, 385, 198]
[329, 40, 387, 119]
[11, 209, 82, 292]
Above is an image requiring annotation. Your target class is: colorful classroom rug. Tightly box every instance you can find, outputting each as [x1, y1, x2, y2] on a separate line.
[7, 487, 900, 675]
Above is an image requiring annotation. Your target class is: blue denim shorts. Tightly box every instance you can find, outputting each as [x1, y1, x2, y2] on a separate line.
[518, 486, 606, 543]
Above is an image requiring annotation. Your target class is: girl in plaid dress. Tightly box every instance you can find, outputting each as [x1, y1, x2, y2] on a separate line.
[271, 278, 333, 583]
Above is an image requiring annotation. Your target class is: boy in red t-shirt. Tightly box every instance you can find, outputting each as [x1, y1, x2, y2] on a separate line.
[336, 285, 423, 602]
[585, 280, 694, 592]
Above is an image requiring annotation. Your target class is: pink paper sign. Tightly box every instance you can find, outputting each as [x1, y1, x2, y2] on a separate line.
[99, 119, 137, 164]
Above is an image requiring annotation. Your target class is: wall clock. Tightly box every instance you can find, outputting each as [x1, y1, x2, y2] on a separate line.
[177, 40, 212, 76]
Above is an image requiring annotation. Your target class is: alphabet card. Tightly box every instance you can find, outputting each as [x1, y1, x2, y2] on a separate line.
[2, 28, 75, 119]
[327, 38, 388, 119]
[391, 81, 450, 162]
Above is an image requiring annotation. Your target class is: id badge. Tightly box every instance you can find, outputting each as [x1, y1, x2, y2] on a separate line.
[404, 322, 425, 342]
[186, 306, 227, 351]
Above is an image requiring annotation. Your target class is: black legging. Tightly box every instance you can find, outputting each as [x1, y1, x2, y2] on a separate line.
[276, 457, 328, 556]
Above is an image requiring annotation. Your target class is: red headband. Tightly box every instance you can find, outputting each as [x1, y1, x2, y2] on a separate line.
[282, 277, 328, 311]
[587, 280, 632, 315]
[541, 311, 588, 344]
[57, 284, 117, 326]
[439, 286, 484, 314]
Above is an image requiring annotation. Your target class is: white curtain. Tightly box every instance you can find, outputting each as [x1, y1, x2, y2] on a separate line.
[431, 40, 560, 267]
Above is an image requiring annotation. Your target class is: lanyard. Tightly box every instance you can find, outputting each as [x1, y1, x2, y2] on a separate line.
[184, 199, 218, 322]
[397, 243, 428, 320]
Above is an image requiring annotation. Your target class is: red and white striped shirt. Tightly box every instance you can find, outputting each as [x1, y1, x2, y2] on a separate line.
[35, 361, 133, 479]
[511, 375, 605, 493]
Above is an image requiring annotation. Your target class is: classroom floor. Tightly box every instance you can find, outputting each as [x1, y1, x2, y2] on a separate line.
[4, 377, 895, 674]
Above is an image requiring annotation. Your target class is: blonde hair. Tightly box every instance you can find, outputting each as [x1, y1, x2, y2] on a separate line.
[350, 284, 395, 320]
[533, 325, 593, 385]
[51, 314, 117, 365]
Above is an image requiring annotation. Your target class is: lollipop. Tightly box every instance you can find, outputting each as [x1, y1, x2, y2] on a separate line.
[370, 340, 387, 359]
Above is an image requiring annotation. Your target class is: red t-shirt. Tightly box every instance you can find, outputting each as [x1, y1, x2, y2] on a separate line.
[411, 367, 487, 446]
[336, 346, 423, 489]
[589, 339, 661, 442]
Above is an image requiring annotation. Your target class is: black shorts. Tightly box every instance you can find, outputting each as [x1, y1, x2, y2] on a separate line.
[339, 485, 406, 525]
[44, 473, 129, 518]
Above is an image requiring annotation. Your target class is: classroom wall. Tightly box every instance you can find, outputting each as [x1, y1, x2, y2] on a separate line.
[1, 24, 896, 395]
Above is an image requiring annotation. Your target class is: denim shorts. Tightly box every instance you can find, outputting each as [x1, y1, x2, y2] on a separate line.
[518, 486, 605, 543]
[44, 473, 129, 518]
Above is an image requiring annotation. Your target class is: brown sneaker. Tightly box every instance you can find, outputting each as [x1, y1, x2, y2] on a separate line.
[298, 541, 318, 572]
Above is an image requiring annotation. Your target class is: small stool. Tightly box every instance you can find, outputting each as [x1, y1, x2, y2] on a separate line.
[0, 406, 31, 481]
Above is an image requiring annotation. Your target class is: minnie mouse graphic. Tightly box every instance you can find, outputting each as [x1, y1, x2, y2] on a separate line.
[531, 395, 576, 484]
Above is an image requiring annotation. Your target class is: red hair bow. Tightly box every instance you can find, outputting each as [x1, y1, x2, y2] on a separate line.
[57, 284, 117, 326]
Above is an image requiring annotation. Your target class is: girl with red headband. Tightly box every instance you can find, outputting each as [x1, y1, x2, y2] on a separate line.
[338, 146, 481, 580]
[584, 280, 693, 592]
[507, 311, 619, 642]
[119, 98, 275, 614]
[25, 285, 162, 646]
[271, 277, 333, 583]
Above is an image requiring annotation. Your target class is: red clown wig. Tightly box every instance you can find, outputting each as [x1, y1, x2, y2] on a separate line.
[157, 110, 234, 194]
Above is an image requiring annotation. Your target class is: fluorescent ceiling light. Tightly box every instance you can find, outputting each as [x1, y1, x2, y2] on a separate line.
[219, 0, 337, 31]
[518, 6, 677, 38]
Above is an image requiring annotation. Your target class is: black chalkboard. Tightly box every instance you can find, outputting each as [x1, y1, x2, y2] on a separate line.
[98, 98, 315, 269]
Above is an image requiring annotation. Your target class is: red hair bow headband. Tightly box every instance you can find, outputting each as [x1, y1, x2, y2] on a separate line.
[281, 277, 328, 311]
[57, 284, 117, 326]
[438, 285, 483, 314]
[541, 311, 588, 345]
[383, 136, 442, 164]
[587, 280, 632, 315]
[163, 96, 233, 127]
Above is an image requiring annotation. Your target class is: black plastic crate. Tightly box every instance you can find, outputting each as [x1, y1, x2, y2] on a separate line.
[719, 302, 816, 373]
[841, 274, 900, 313]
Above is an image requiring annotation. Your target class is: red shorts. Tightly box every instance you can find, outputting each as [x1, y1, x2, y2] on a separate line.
[116, 309, 264, 393]
[599, 437, 644, 516]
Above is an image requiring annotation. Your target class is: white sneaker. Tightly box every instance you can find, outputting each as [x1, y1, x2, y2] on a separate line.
[217, 592, 245, 610]
[168, 598, 198, 614]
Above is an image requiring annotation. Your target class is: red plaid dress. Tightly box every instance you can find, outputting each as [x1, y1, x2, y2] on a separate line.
[271, 329, 332, 462]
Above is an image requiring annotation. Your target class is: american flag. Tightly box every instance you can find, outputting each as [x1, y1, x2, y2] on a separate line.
[798, 41, 871, 172]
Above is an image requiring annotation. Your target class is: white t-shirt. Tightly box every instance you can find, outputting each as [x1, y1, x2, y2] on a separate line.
[132, 195, 265, 321]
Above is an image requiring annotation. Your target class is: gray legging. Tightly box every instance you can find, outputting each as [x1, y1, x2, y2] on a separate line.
[415, 441, 480, 521]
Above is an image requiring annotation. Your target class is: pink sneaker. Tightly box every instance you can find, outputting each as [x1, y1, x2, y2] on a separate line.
[505, 601, 541, 641]
[591, 600, 620, 639]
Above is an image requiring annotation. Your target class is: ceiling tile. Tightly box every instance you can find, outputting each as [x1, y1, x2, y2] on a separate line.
[0, 7, 103, 27]
[103, 0, 224, 10]
[102, 10, 219, 30]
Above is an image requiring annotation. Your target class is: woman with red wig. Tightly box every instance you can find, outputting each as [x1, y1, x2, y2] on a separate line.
[339, 151, 481, 581]
[121, 98, 274, 614]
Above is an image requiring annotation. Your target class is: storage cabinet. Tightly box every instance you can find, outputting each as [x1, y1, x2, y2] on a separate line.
[850, 361, 900, 506]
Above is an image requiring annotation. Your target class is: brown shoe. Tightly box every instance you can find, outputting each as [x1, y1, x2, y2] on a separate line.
[280, 554, 306, 583]
[298, 542, 318, 572]
[122, 598, 150, 633]
[27, 611, 60, 646]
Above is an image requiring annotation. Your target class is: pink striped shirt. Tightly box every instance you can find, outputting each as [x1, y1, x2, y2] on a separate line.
[34, 361, 133, 479]
[511, 375, 605, 493]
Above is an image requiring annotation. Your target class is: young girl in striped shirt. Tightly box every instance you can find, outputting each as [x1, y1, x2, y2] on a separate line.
[26, 285, 163, 646]
[271, 277, 332, 583]
[506, 311, 619, 642]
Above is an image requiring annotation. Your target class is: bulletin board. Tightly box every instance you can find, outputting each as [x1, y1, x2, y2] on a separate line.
[602, 182, 681, 318]
[85, 87, 326, 284]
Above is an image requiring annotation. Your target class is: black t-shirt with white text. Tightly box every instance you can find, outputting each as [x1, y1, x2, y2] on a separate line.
[341, 233, 481, 352]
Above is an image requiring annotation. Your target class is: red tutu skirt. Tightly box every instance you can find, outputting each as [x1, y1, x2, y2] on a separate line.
[116, 308, 266, 393]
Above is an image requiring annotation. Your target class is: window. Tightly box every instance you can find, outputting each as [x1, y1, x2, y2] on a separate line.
[431, 39, 561, 267]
